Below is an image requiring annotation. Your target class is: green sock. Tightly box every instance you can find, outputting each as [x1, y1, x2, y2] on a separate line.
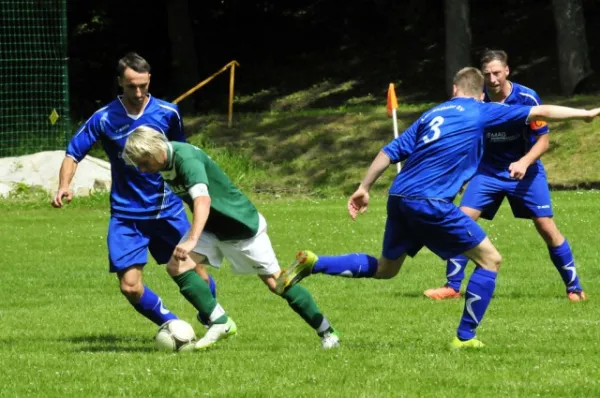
[173, 269, 227, 324]
[282, 284, 332, 335]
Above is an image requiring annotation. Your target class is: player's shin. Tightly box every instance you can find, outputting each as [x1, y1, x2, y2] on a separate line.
[314, 253, 378, 277]
[456, 267, 497, 341]
[173, 269, 228, 324]
[282, 285, 334, 335]
[133, 286, 178, 326]
[548, 239, 583, 293]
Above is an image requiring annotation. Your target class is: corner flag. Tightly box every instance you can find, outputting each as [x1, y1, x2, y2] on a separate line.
[387, 83, 401, 173]
[387, 83, 398, 117]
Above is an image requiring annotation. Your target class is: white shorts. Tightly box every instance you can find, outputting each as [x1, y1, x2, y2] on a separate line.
[182, 213, 281, 276]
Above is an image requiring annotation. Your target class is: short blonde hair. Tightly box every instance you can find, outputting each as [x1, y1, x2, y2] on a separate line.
[122, 126, 168, 166]
[453, 67, 484, 97]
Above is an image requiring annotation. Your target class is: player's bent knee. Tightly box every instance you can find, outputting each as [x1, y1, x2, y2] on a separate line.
[480, 251, 502, 272]
[166, 256, 197, 277]
[259, 274, 279, 295]
[119, 280, 143, 300]
[491, 251, 502, 270]
[374, 256, 404, 279]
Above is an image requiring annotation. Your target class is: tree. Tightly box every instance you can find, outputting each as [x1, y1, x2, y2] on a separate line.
[551, 0, 593, 95]
[444, 0, 471, 96]
[166, 0, 200, 112]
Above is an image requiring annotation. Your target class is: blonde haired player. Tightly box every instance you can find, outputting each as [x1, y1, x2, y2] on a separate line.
[123, 127, 340, 349]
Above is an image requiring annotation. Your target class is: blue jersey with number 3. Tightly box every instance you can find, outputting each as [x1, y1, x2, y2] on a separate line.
[382, 97, 533, 202]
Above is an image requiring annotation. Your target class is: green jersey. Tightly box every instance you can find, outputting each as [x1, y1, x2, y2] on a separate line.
[161, 141, 259, 240]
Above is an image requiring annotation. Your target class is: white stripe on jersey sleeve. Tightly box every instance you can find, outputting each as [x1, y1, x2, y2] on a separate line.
[518, 92, 540, 105]
[158, 104, 181, 122]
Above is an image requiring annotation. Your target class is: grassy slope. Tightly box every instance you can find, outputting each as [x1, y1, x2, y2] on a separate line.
[182, 93, 600, 195]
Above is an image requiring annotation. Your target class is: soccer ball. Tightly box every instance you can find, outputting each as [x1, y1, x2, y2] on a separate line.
[155, 319, 196, 352]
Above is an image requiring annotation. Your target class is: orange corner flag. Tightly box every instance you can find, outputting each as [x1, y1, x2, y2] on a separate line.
[387, 83, 398, 117]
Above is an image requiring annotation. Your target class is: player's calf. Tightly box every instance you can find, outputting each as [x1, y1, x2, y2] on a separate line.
[267, 273, 340, 349]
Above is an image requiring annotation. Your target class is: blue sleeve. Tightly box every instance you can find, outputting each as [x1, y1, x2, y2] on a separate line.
[479, 102, 533, 130]
[382, 119, 420, 163]
[167, 105, 186, 143]
[66, 114, 102, 162]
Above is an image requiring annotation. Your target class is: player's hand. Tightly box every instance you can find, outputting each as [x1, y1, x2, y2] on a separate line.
[347, 186, 370, 220]
[584, 108, 600, 123]
[173, 240, 197, 261]
[508, 160, 529, 180]
[51, 188, 73, 208]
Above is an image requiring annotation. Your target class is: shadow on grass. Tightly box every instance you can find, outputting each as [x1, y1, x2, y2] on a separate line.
[61, 334, 156, 353]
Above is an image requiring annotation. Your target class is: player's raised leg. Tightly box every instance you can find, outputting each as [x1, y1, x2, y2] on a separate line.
[451, 237, 502, 350]
[277, 203, 409, 293]
[225, 216, 340, 349]
[533, 217, 585, 301]
[276, 251, 405, 294]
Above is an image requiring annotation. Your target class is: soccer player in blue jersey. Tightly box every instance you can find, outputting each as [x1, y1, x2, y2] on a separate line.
[51, 53, 221, 330]
[424, 50, 586, 302]
[277, 67, 599, 348]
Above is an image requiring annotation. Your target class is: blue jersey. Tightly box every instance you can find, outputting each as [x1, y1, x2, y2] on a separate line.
[67, 95, 186, 219]
[383, 97, 533, 202]
[479, 82, 549, 178]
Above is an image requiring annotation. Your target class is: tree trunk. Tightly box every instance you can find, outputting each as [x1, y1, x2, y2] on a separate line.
[444, 0, 471, 96]
[552, 0, 593, 95]
[166, 0, 199, 112]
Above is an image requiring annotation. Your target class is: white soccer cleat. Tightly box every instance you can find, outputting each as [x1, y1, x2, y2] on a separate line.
[195, 317, 237, 350]
[320, 330, 340, 350]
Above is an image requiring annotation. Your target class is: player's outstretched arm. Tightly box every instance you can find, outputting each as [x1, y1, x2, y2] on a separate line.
[348, 151, 391, 220]
[529, 106, 600, 123]
[359, 150, 392, 192]
[51, 156, 78, 208]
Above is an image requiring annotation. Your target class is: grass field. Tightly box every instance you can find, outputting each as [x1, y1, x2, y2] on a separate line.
[0, 191, 599, 397]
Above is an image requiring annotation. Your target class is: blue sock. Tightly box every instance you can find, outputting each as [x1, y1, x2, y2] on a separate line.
[548, 239, 582, 293]
[208, 275, 217, 298]
[133, 286, 178, 326]
[313, 253, 378, 278]
[197, 276, 217, 326]
[457, 267, 497, 341]
[446, 255, 468, 291]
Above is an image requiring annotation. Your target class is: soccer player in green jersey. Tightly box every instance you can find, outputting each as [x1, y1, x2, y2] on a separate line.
[123, 126, 340, 349]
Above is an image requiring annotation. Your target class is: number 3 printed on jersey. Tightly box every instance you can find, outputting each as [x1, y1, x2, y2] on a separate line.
[423, 116, 444, 144]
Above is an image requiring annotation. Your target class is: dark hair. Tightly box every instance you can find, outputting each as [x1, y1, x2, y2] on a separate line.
[480, 49, 508, 68]
[117, 52, 151, 77]
[453, 67, 484, 96]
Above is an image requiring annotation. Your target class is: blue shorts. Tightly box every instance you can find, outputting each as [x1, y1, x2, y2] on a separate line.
[107, 210, 190, 273]
[382, 196, 487, 260]
[460, 171, 553, 220]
